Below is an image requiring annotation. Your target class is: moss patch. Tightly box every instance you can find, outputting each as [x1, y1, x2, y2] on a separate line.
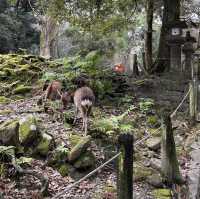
[57, 164, 70, 176]
[152, 188, 172, 199]
[0, 96, 11, 104]
[13, 85, 32, 94]
[35, 132, 53, 156]
[19, 115, 38, 145]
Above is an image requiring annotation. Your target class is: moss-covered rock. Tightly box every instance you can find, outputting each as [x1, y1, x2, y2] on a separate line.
[69, 134, 82, 147]
[146, 137, 161, 150]
[13, 85, 32, 94]
[134, 162, 154, 182]
[0, 96, 11, 104]
[73, 151, 95, 169]
[34, 132, 53, 156]
[68, 135, 91, 163]
[152, 188, 172, 199]
[19, 115, 38, 145]
[0, 119, 19, 146]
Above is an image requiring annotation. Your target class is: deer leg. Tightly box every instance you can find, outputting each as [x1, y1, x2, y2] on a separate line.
[73, 107, 78, 125]
[84, 116, 88, 135]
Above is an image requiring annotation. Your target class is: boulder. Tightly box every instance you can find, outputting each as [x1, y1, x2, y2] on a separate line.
[68, 135, 91, 163]
[34, 132, 53, 156]
[19, 115, 38, 145]
[146, 137, 161, 150]
[73, 151, 95, 170]
[0, 120, 19, 146]
[147, 173, 163, 188]
[134, 162, 154, 182]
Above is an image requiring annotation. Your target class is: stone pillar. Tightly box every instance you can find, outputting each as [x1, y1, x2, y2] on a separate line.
[170, 44, 182, 70]
[182, 31, 196, 77]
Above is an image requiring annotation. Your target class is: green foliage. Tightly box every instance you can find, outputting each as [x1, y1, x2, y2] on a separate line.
[0, 146, 15, 161]
[139, 98, 154, 113]
[92, 105, 136, 134]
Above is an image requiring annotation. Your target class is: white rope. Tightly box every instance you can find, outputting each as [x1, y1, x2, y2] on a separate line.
[170, 87, 191, 118]
[52, 152, 121, 199]
[135, 87, 191, 146]
[52, 87, 191, 198]
[135, 127, 162, 146]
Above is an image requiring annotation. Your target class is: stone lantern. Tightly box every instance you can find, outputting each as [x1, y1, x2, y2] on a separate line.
[182, 31, 196, 77]
[166, 20, 188, 70]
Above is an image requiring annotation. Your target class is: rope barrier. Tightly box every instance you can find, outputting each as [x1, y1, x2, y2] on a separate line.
[170, 87, 191, 118]
[52, 87, 191, 198]
[135, 127, 162, 146]
[52, 152, 121, 199]
[135, 87, 191, 146]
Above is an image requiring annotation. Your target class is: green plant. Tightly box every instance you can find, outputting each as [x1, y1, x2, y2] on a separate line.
[139, 98, 154, 114]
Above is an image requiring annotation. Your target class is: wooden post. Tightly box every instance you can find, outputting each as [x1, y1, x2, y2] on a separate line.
[161, 113, 183, 185]
[190, 55, 200, 122]
[117, 133, 133, 199]
[189, 80, 198, 121]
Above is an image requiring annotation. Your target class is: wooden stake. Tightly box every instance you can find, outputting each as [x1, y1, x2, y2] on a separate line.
[117, 133, 133, 199]
[161, 113, 183, 185]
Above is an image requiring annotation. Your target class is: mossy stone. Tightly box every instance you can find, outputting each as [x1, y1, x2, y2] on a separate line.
[69, 134, 82, 147]
[68, 135, 91, 163]
[13, 85, 32, 94]
[0, 96, 11, 104]
[35, 132, 53, 156]
[152, 188, 172, 199]
[73, 151, 95, 169]
[0, 119, 19, 146]
[134, 162, 154, 182]
[19, 115, 38, 145]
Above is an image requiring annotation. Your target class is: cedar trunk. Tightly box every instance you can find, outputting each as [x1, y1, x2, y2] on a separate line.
[40, 16, 59, 59]
[154, 0, 181, 73]
[145, 0, 154, 71]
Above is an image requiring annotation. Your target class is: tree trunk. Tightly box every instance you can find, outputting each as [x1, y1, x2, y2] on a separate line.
[40, 16, 59, 59]
[145, 0, 154, 71]
[154, 0, 181, 73]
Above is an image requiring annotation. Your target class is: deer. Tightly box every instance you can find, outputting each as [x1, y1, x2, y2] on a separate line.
[42, 80, 71, 110]
[73, 86, 95, 135]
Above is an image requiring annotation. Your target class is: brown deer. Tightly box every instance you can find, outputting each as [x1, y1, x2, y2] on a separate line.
[73, 86, 95, 135]
[44, 80, 71, 110]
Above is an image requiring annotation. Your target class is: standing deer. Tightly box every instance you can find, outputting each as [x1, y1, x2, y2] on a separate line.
[43, 80, 71, 110]
[73, 86, 95, 135]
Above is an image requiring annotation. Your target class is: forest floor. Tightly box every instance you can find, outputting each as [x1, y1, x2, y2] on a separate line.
[0, 69, 197, 199]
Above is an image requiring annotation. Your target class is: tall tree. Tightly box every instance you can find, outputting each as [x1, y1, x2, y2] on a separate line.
[144, 0, 154, 71]
[154, 0, 181, 73]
